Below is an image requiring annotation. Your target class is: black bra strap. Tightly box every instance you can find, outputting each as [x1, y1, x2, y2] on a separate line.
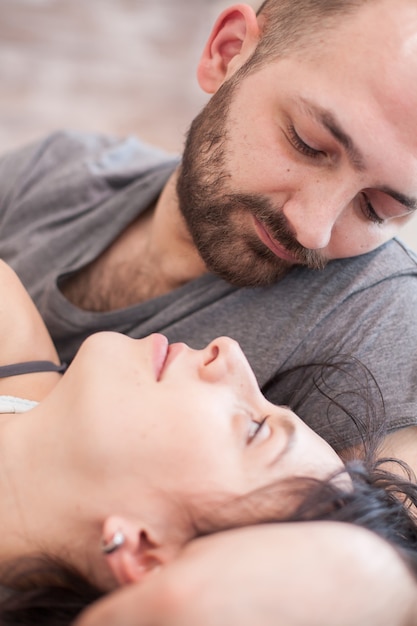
[0, 361, 67, 379]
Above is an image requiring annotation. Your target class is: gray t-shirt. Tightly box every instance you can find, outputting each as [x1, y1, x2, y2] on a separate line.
[1, 130, 417, 450]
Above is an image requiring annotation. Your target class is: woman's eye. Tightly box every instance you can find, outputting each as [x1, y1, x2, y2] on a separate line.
[248, 415, 269, 443]
[286, 124, 324, 159]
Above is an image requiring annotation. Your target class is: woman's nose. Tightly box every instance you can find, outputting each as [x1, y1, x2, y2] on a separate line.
[199, 337, 253, 385]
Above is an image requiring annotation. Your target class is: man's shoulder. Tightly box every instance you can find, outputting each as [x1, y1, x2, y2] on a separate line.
[0, 129, 179, 189]
[0, 130, 180, 222]
[341, 238, 417, 291]
[17, 129, 179, 176]
[359, 237, 417, 273]
[261, 238, 417, 326]
[303, 238, 417, 293]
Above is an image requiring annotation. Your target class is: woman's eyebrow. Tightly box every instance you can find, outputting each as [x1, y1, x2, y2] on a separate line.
[268, 417, 295, 468]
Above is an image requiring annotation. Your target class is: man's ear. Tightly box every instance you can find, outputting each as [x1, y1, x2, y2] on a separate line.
[197, 4, 260, 94]
[102, 516, 181, 586]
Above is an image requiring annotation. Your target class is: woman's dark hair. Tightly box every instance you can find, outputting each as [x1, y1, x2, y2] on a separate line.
[0, 557, 101, 626]
[0, 358, 416, 625]
[191, 459, 417, 586]
[290, 460, 417, 574]
[244, 459, 417, 576]
[264, 357, 417, 578]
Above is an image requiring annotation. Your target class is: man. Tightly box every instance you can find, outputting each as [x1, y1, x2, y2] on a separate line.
[0, 0, 417, 452]
[74, 522, 417, 626]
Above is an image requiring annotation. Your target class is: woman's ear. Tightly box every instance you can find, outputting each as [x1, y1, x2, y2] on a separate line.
[102, 516, 181, 586]
[197, 4, 260, 94]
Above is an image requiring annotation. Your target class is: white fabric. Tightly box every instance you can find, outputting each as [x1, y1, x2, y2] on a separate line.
[0, 395, 38, 414]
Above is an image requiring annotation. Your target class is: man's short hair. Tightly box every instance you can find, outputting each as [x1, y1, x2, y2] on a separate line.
[248, 0, 371, 70]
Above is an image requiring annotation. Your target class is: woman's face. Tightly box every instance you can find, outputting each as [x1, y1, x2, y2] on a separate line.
[48, 333, 344, 529]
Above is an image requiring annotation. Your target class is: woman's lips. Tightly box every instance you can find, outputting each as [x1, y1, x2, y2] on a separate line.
[253, 217, 299, 264]
[151, 333, 169, 380]
[152, 335, 187, 380]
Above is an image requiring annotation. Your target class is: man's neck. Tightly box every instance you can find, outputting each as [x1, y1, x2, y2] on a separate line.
[61, 169, 208, 312]
[149, 170, 208, 287]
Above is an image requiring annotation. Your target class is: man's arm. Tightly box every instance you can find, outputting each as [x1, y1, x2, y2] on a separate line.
[74, 522, 417, 626]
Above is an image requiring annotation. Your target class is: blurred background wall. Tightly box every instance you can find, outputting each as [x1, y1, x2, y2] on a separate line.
[1, 0, 416, 249]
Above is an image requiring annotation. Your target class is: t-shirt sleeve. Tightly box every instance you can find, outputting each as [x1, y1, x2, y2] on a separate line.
[0, 136, 50, 218]
[0, 130, 176, 233]
[0, 131, 120, 225]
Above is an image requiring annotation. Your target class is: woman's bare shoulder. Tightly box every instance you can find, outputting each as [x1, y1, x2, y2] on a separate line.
[0, 260, 62, 400]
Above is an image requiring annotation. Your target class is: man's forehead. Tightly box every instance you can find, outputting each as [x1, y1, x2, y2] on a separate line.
[284, 0, 417, 58]
[282, 1, 417, 171]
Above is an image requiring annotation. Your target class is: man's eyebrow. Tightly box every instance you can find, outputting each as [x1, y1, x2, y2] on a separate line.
[378, 186, 417, 212]
[299, 97, 366, 171]
[298, 97, 417, 213]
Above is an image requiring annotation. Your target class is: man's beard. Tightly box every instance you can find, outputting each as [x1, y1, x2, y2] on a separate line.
[176, 77, 327, 288]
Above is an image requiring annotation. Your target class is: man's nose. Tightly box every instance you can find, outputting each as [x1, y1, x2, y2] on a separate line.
[282, 194, 345, 251]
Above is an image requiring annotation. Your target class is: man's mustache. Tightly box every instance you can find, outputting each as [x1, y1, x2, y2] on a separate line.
[227, 193, 328, 270]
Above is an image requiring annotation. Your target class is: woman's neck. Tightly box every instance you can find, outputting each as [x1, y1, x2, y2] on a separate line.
[0, 408, 105, 584]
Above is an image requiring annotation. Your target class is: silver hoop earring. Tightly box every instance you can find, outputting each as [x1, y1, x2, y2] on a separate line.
[101, 529, 125, 555]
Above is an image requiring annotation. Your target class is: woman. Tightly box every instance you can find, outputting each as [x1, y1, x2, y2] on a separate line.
[0, 260, 415, 625]
[0, 260, 346, 577]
